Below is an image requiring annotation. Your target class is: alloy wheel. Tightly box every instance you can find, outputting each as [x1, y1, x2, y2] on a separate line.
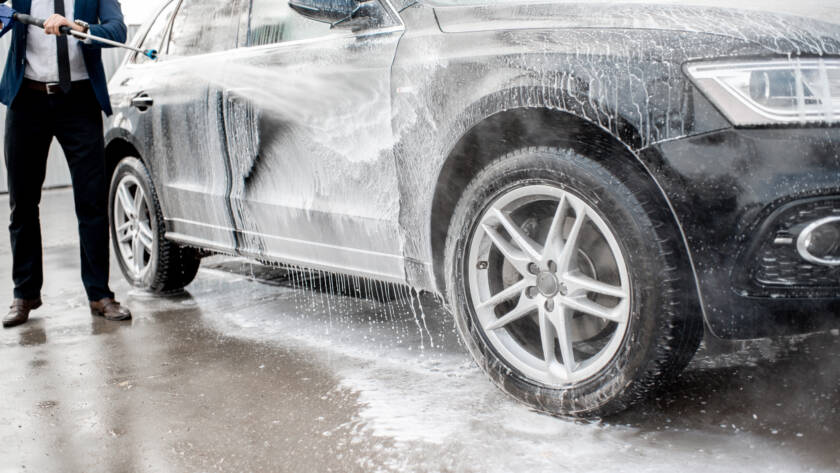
[114, 175, 154, 279]
[467, 184, 631, 387]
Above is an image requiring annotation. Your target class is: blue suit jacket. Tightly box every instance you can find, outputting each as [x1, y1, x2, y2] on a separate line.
[0, 0, 127, 116]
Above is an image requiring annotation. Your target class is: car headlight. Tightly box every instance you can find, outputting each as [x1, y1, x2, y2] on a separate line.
[685, 58, 840, 126]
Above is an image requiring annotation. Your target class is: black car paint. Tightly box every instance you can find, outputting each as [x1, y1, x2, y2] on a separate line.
[645, 127, 840, 338]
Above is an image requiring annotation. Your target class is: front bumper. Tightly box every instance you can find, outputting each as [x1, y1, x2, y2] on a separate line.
[642, 126, 840, 339]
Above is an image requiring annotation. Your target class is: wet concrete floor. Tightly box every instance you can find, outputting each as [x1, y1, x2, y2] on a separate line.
[0, 188, 838, 472]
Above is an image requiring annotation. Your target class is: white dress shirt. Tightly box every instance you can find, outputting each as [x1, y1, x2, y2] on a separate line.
[24, 0, 89, 83]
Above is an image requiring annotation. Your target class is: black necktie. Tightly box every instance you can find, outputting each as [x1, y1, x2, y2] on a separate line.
[54, 0, 71, 93]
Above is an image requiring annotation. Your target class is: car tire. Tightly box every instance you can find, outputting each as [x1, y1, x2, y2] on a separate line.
[444, 146, 702, 417]
[109, 157, 201, 294]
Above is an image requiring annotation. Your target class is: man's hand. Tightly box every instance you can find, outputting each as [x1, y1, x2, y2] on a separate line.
[43, 14, 83, 36]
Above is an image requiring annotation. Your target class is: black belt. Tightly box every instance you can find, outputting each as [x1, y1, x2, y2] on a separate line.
[23, 78, 90, 95]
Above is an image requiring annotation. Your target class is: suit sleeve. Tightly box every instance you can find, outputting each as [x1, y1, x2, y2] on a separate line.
[86, 0, 127, 48]
[0, 5, 15, 38]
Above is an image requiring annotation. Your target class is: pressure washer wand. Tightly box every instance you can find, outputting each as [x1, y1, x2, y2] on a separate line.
[12, 12, 158, 60]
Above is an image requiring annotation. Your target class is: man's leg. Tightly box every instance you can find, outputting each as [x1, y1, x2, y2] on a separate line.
[54, 86, 114, 302]
[4, 89, 53, 301]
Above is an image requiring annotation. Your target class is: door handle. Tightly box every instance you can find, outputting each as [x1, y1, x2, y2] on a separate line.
[131, 93, 154, 111]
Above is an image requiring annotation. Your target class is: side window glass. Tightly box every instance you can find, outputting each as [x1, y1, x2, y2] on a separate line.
[133, 1, 176, 64]
[168, 0, 243, 56]
[248, 0, 333, 46]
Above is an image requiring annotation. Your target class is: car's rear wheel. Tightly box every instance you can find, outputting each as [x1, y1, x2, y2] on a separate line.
[109, 157, 201, 294]
[445, 146, 702, 417]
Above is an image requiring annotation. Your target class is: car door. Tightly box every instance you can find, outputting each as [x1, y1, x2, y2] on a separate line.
[107, 0, 177, 195]
[144, 0, 249, 250]
[220, 0, 407, 281]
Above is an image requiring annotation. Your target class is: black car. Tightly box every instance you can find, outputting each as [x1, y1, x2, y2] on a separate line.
[104, 0, 840, 416]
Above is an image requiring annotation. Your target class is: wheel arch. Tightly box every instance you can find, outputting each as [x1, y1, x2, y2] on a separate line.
[429, 106, 702, 320]
[104, 132, 173, 226]
[104, 131, 145, 183]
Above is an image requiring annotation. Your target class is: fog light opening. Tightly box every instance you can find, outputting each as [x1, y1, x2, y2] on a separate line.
[796, 216, 840, 266]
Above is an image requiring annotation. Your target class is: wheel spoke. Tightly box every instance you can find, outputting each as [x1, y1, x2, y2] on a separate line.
[116, 222, 133, 243]
[118, 230, 133, 243]
[539, 307, 559, 366]
[485, 296, 538, 331]
[557, 197, 587, 272]
[117, 184, 135, 217]
[543, 194, 568, 255]
[553, 307, 577, 373]
[477, 278, 531, 310]
[481, 223, 532, 275]
[138, 222, 154, 243]
[564, 271, 627, 299]
[133, 186, 145, 215]
[137, 232, 153, 251]
[560, 295, 625, 323]
[132, 235, 145, 271]
[490, 207, 543, 260]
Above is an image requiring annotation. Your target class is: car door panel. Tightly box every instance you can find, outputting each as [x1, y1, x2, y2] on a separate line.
[151, 0, 247, 250]
[219, 3, 406, 280]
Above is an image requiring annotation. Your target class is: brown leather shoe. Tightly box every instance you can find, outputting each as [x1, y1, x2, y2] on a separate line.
[3, 298, 42, 328]
[90, 298, 132, 321]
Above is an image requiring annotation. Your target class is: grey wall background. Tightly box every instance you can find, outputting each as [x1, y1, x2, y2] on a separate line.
[0, 24, 141, 193]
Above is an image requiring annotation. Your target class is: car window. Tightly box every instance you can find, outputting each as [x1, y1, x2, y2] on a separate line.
[168, 0, 244, 56]
[248, 0, 335, 46]
[133, 0, 176, 64]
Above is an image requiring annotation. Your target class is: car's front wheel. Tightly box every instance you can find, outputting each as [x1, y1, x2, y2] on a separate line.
[445, 146, 702, 417]
[109, 157, 201, 294]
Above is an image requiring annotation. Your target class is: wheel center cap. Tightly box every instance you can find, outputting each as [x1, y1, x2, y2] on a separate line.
[536, 272, 559, 297]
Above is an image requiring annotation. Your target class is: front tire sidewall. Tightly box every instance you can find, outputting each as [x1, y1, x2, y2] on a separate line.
[109, 157, 161, 290]
[446, 148, 670, 416]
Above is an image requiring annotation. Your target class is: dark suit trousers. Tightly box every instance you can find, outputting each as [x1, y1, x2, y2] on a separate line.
[4, 81, 114, 301]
